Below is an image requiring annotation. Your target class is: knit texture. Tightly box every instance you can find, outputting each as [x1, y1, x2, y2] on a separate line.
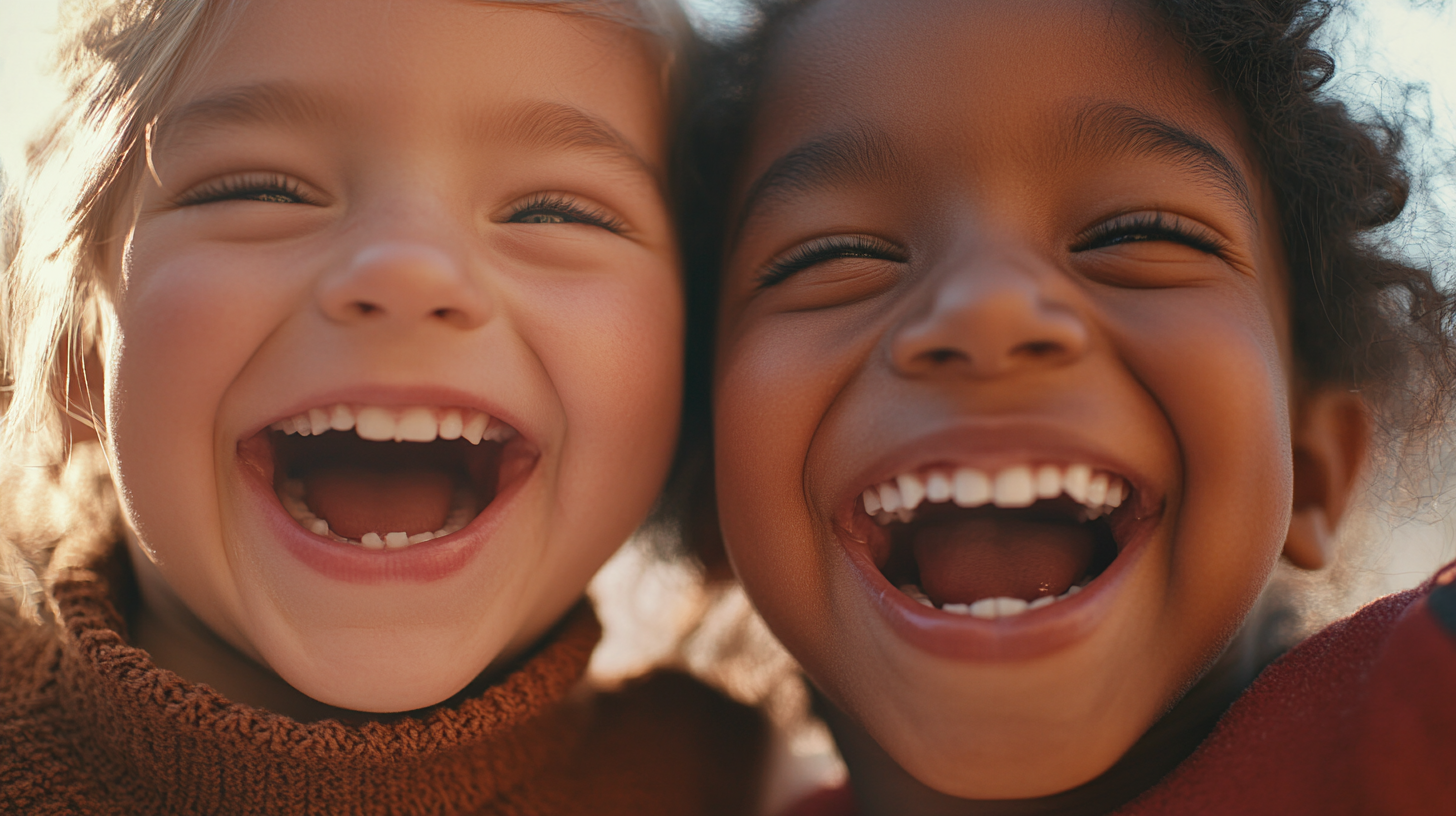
[0, 533, 766, 816]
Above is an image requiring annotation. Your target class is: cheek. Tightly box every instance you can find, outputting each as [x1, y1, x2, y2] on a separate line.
[1111, 288, 1292, 630]
[713, 314, 855, 634]
[518, 267, 684, 526]
[107, 242, 294, 540]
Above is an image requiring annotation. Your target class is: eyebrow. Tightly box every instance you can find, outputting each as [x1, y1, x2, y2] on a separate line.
[485, 100, 664, 188]
[733, 105, 1256, 238]
[734, 126, 904, 239]
[157, 82, 335, 147]
[1064, 102, 1256, 225]
[156, 83, 662, 187]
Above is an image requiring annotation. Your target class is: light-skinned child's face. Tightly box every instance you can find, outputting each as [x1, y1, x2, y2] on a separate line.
[715, 0, 1313, 799]
[107, 0, 681, 712]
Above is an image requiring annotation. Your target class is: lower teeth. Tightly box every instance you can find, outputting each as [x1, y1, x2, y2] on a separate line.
[900, 579, 1088, 619]
[278, 479, 475, 549]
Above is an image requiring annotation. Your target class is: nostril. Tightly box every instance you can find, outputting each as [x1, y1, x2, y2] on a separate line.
[354, 301, 382, 316]
[1018, 340, 1063, 358]
[923, 348, 968, 365]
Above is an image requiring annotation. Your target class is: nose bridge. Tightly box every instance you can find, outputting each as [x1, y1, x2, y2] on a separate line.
[891, 242, 1089, 378]
[317, 201, 491, 331]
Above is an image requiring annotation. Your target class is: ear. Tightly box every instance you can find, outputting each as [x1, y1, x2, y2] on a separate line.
[1284, 387, 1371, 570]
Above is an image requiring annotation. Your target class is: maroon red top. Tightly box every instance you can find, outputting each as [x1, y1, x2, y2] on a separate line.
[786, 561, 1456, 816]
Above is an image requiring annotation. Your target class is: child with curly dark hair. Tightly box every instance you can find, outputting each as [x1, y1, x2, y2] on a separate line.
[685, 0, 1456, 812]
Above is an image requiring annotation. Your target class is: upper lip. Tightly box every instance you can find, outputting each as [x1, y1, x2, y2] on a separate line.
[830, 419, 1161, 529]
[239, 384, 538, 449]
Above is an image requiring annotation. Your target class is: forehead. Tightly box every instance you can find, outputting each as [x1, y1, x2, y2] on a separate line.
[158, 0, 667, 171]
[739, 0, 1255, 216]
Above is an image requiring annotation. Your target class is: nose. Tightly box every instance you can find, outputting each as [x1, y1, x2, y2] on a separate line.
[891, 252, 1088, 379]
[317, 241, 491, 331]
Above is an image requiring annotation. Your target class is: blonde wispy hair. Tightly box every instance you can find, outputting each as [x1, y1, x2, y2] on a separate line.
[0, 0, 696, 613]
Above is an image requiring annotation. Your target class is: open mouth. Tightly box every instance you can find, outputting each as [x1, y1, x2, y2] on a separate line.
[240, 403, 530, 550]
[857, 463, 1134, 620]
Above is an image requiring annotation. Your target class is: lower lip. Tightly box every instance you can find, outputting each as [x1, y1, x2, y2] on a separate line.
[837, 517, 1152, 662]
[241, 461, 530, 585]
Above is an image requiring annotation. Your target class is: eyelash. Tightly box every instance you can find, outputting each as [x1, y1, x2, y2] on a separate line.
[506, 193, 624, 233]
[1073, 212, 1226, 256]
[175, 173, 311, 206]
[758, 235, 906, 288]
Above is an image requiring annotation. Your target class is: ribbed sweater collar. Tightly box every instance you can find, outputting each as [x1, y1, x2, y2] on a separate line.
[45, 539, 601, 814]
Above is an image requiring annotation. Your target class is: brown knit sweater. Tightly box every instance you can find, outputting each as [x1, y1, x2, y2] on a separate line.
[0, 533, 766, 815]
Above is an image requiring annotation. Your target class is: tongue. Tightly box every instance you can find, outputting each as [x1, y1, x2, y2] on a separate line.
[303, 466, 455, 539]
[911, 515, 1095, 606]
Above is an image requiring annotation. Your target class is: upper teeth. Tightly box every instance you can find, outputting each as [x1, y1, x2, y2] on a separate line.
[863, 463, 1126, 525]
[269, 404, 513, 445]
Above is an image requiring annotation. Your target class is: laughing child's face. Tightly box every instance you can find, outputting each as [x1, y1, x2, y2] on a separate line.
[108, 0, 681, 712]
[715, 0, 1363, 800]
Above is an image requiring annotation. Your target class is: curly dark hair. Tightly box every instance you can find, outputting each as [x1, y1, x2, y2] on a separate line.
[659, 0, 1456, 565]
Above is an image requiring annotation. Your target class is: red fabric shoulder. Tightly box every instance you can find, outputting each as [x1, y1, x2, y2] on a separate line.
[781, 783, 857, 816]
[1123, 561, 1456, 815]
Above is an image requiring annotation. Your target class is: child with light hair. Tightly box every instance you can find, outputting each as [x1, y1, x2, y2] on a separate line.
[0, 1, 764, 812]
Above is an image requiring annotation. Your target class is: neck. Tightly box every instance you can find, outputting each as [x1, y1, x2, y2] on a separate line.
[825, 593, 1294, 816]
[125, 537, 394, 723]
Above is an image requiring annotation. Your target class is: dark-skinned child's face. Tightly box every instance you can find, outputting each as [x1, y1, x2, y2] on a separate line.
[714, 0, 1365, 802]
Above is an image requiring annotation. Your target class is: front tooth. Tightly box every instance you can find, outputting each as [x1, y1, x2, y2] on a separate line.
[877, 482, 904, 513]
[330, 404, 356, 432]
[895, 508, 914, 523]
[407, 532, 435, 544]
[925, 471, 952, 502]
[993, 466, 1035, 508]
[896, 473, 926, 510]
[308, 519, 329, 536]
[462, 412, 488, 445]
[969, 598, 998, 619]
[356, 407, 398, 441]
[1061, 584, 1082, 598]
[1086, 473, 1109, 506]
[953, 468, 991, 507]
[942, 603, 972, 615]
[994, 597, 1029, 616]
[438, 410, 464, 440]
[862, 488, 883, 515]
[360, 532, 385, 550]
[1035, 465, 1062, 499]
[293, 414, 313, 436]
[396, 407, 438, 443]
[384, 532, 410, 549]
[1064, 464, 1092, 504]
[308, 408, 331, 435]
[1028, 595, 1057, 610]
[1104, 477, 1125, 508]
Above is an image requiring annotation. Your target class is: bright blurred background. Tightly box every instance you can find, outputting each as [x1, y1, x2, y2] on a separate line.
[3, 0, 1455, 806]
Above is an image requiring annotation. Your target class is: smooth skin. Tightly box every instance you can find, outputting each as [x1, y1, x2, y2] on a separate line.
[714, 0, 1367, 809]
[106, 0, 682, 715]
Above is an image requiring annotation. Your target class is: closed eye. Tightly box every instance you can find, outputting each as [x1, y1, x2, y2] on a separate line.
[505, 193, 624, 233]
[1072, 212, 1226, 256]
[175, 173, 315, 206]
[758, 234, 906, 289]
